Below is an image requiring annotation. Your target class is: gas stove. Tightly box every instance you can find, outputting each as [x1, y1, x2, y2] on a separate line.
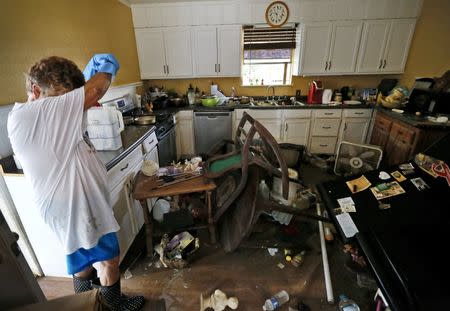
[122, 108, 174, 140]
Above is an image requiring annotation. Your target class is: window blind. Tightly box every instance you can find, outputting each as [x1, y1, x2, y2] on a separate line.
[243, 26, 297, 50]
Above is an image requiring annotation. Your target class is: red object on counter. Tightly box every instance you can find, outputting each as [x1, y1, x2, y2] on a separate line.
[307, 81, 323, 104]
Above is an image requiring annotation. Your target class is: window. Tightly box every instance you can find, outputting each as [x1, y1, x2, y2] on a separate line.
[242, 26, 297, 86]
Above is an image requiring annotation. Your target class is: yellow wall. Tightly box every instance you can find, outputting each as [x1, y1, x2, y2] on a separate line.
[0, 0, 141, 105]
[2, 0, 448, 104]
[149, 0, 450, 97]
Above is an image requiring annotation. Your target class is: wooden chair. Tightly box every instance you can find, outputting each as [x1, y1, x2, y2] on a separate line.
[204, 112, 290, 251]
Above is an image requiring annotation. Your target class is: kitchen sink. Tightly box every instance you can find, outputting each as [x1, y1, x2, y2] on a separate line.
[249, 98, 305, 107]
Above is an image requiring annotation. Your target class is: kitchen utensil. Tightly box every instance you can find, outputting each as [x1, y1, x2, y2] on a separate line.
[307, 81, 323, 104]
[123, 116, 134, 125]
[201, 97, 220, 107]
[322, 89, 333, 104]
[170, 97, 185, 107]
[134, 115, 156, 125]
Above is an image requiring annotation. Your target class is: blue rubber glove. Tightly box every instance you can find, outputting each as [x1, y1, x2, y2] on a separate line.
[83, 54, 120, 81]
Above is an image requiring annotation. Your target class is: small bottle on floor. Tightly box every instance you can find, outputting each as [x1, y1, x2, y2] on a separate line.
[262, 290, 289, 310]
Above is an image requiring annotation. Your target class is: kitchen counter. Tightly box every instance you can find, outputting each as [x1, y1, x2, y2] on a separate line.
[376, 107, 450, 129]
[0, 125, 156, 174]
[157, 102, 374, 113]
[97, 125, 155, 170]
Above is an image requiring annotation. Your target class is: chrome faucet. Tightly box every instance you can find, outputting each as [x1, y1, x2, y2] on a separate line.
[266, 85, 275, 101]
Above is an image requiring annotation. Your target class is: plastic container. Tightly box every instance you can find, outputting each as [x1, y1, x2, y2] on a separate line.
[187, 84, 195, 105]
[153, 199, 171, 222]
[338, 294, 360, 311]
[262, 290, 289, 310]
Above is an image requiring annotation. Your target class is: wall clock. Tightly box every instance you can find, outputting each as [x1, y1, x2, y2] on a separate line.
[265, 1, 289, 28]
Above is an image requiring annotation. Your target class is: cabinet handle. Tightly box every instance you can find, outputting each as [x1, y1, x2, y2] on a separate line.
[325, 61, 328, 71]
[215, 64, 217, 72]
[378, 60, 383, 69]
[319, 144, 328, 147]
[324, 112, 333, 115]
[322, 126, 331, 129]
[167, 65, 169, 74]
[120, 163, 129, 171]
[344, 123, 347, 131]
[328, 61, 331, 70]
[355, 112, 364, 115]
[163, 65, 166, 74]
[218, 63, 220, 72]
[285, 122, 288, 133]
[383, 59, 387, 69]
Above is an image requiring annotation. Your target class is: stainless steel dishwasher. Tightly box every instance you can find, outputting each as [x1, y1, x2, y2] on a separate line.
[194, 111, 232, 155]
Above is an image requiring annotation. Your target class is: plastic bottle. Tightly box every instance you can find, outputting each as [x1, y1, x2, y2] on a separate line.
[338, 294, 360, 311]
[187, 84, 195, 105]
[262, 290, 289, 310]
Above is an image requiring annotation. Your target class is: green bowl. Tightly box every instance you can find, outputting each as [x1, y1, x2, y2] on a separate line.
[201, 97, 219, 107]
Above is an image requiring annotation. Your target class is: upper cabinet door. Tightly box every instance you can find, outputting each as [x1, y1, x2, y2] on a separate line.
[161, 4, 193, 27]
[193, 26, 218, 77]
[327, 21, 363, 73]
[382, 19, 416, 73]
[300, 22, 333, 75]
[163, 27, 193, 77]
[356, 20, 390, 73]
[217, 25, 241, 77]
[134, 28, 166, 79]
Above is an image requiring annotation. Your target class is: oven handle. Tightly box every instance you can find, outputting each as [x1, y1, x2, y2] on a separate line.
[157, 126, 175, 142]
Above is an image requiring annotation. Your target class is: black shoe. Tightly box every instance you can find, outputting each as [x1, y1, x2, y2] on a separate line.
[94, 279, 145, 311]
[73, 270, 97, 293]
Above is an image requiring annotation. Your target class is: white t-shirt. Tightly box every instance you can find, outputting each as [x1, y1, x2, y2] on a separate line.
[7, 87, 120, 254]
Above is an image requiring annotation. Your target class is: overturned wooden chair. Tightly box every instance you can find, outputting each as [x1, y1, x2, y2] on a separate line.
[204, 111, 290, 251]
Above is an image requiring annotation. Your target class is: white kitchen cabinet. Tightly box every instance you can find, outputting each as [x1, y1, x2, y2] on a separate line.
[134, 28, 166, 78]
[161, 4, 193, 27]
[339, 118, 371, 145]
[193, 25, 241, 77]
[175, 111, 195, 158]
[217, 26, 241, 77]
[134, 27, 193, 79]
[192, 1, 239, 25]
[339, 109, 373, 145]
[163, 27, 194, 77]
[308, 109, 342, 154]
[282, 110, 312, 146]
[283, 119, 311, 146]
[382, 19, 416, 73]
[356, 19, 416, 74]
[110, 179, 135, 261]
[235, 109, 283, 142]
[299, 22, 332, 74]
[299, 21, 362, 75]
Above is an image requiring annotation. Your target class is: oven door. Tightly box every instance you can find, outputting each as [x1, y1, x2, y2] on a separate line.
[157, 126, 177, 167]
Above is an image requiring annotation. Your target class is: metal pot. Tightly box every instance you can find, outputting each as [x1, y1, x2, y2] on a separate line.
[123, 116, 134, 125]
[134, 115, 156, 125]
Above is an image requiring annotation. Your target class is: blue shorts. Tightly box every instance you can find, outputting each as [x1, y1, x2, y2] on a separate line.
[66, 232, 120, 275]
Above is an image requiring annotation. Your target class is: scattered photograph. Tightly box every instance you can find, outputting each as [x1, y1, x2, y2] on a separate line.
[410, 177, 430, 191]
[391, 171, 406, 182]
[370, 181, 406, 200]
[399, 163, 414, 170]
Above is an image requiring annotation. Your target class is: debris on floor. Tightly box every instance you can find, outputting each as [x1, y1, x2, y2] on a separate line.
[155, 231, 200, 269]
[200, 289, 239, 311]
[123, 269, 133, 280]
[267, 247, 278, 256]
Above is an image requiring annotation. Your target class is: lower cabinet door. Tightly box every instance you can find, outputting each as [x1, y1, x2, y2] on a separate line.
[284, 119, 311, 146]
[384, 136, 412, 166]
[370, 126, 390, 149]
[341, 118, 370, 144]
[110, 182, 135, 261]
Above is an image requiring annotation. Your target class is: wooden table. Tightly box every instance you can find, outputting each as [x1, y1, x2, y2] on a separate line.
[132, 172, 217, 256]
